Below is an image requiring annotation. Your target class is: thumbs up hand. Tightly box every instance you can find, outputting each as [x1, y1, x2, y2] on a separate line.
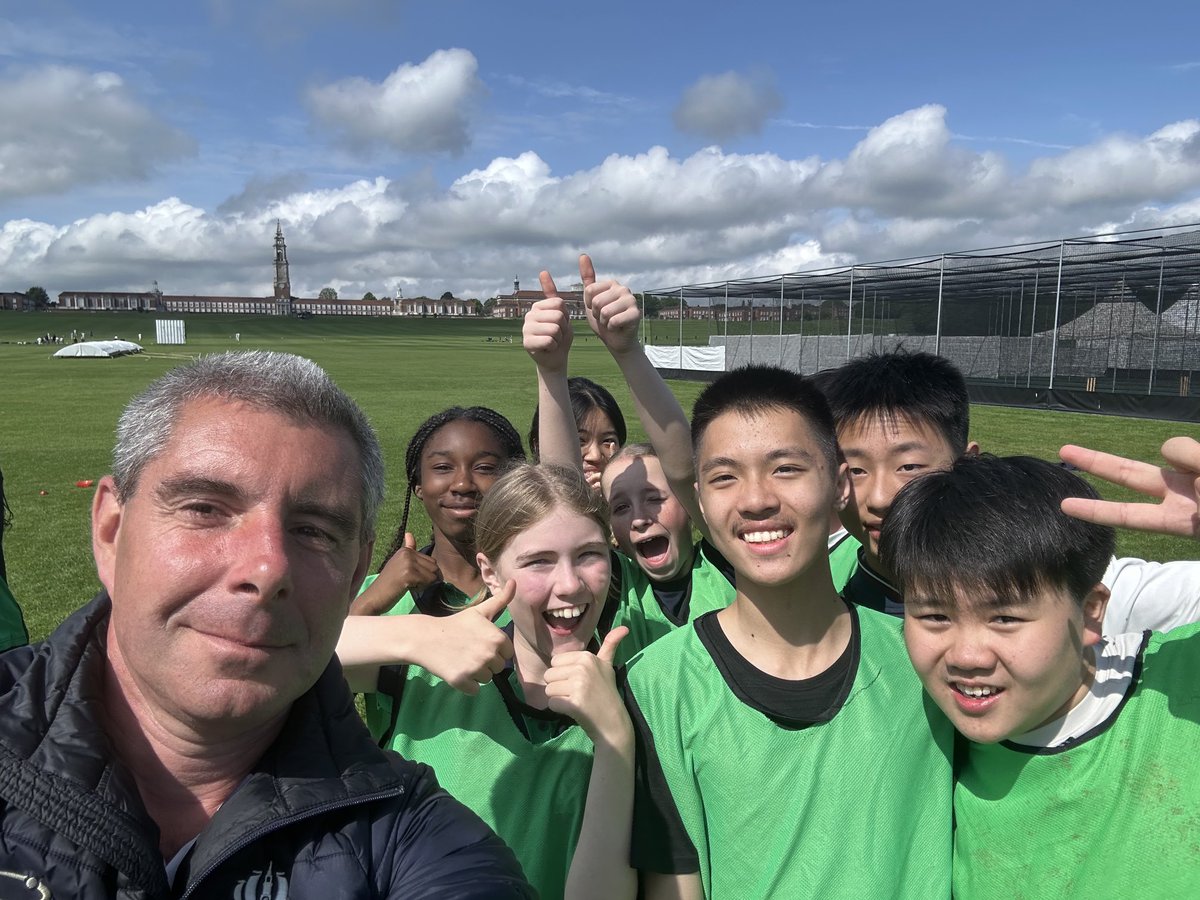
[544, 626, 632, 744]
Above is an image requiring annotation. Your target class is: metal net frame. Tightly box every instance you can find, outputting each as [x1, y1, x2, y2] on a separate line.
[642, 224, 1200, 397]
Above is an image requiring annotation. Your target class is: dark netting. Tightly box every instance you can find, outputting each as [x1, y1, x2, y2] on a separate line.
[641, 225, 1200, 400]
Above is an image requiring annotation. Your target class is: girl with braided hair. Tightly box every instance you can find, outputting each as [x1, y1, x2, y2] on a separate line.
[351, 406, 525, 617]
[337, 406, 527, 695]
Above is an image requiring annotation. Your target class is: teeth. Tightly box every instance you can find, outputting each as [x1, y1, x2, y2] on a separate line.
[958, 685, 999, 698]
[547, 605, 585, 620]
[743, 530, 788, 543]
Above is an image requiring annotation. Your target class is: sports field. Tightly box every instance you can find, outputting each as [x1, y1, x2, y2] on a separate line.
[1, 309, 1194, 641]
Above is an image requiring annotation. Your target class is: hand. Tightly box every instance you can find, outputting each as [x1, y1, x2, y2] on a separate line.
[1059, 436, 1200, 539]
[580, 253, 641, 357]
[523, 272, 574, 374]
[544, 627, 632, 744]
[350, 532, 441, 615]
[412, 580, 517, 694]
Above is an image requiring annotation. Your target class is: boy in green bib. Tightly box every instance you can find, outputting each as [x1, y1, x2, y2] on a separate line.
[881, 444, 1200, 899]
[623, 364, 954, 899]
[817, 350, 1200, 632]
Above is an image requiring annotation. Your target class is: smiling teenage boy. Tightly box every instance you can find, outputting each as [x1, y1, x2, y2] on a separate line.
[622, 365, 953, 899]
[816, 350, 974, 614]
[881, 449, 1200, 898]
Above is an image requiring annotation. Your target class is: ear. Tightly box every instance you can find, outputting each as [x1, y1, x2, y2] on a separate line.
[1080, 582, 1110, 648]
[833, 460, 851, 511]
[413, 483, 424, 500]
[694, 481, 705, 519]
[91, 476, 124, 596]
[964, 440, 981, 458]
[477, 551, 503, 595]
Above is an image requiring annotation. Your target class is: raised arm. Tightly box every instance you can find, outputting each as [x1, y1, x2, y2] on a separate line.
[338, 585, 515, 694]
[525, 271, 584, 472]
[1060, 436, 1200, 539]
[581, 254, 705, 537]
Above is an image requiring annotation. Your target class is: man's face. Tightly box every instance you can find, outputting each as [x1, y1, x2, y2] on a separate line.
[903, 582, 1107, 744]
[696, 407, 846, 591]
[838, 414, 961, 569]
[602, 454, 694, 582]
[93, 398, 372, 734]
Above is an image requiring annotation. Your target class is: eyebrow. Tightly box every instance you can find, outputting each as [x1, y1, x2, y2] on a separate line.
[513, 540, 609, 565]
[699, 446, 815, 474]
[425, 449, 503, 459]
[906, 589, 1033, 613]
[842, 440, 932, 458]
[155, 476, 360, 538]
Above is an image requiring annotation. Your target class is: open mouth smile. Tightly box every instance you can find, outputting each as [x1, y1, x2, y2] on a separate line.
[544, 603, 589, 635]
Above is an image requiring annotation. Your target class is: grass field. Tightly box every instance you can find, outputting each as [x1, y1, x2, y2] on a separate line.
[1, 309, 1194, 642]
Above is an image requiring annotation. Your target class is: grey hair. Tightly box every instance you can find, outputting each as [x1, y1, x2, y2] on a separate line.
[112, 351, 385, 537]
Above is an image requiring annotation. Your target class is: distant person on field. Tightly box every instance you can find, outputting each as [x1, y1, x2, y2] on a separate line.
[882, 445, 1200, 898]
[0, 351, 533, 898]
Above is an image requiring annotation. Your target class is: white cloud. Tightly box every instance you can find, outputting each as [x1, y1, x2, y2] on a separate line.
[673, 70, 782, 141]
[5, 106, 1200, 300]
[0, 65, 195, 201]
[306, 49, 484, 155]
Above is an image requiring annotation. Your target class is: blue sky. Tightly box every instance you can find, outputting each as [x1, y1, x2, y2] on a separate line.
[2, 0, 1199, 299]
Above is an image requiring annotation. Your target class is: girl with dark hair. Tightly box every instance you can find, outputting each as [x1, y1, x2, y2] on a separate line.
[529, 376, 626, 492]
[338, 407, 526, 696]
[350, 406, 525, 616]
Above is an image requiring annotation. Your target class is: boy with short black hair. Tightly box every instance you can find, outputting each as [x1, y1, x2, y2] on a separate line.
[818, 349, 1200, 632]
[622, 363, 953, 899]
[881, 448, 1200, 897]
[815, 349, 974, 614]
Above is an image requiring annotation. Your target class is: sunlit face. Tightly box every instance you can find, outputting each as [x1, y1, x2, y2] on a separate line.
[479, 505, 611, 663]
[602, 454, 694, 582]
[904, 581, 1107, 744]
[414, 419, 509, 545]
[696, 407, 848, 591]
[93, 398, 371, 735]
[838, 414, 961, 568]
[578, 407, 620, 490]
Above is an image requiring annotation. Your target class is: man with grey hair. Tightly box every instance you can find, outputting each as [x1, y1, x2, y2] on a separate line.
[0, 351, 533, 898]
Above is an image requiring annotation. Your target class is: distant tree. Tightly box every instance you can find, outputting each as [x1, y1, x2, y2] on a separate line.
[468, 299, 483, 316]
[440, 291, 455, 301]
[26, 286, 49, 309]
[483, 298, 497, 317]
[318, 287, 338, 301]
[638, 293, 663, 319]
[362, 291, 377, 302]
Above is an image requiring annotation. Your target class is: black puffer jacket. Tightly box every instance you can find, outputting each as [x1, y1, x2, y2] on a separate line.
[0, 594, 535, 899]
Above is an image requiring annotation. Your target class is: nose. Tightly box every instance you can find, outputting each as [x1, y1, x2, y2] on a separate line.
[451, 465, 477, 494]
[552, 559, 584, 599]
[864, 471, 897, 517]
[738, 473, 779, 518]
[943, 627, 996, 673]
[581, 439, 602, 466]
[229, 511, 292, 602]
